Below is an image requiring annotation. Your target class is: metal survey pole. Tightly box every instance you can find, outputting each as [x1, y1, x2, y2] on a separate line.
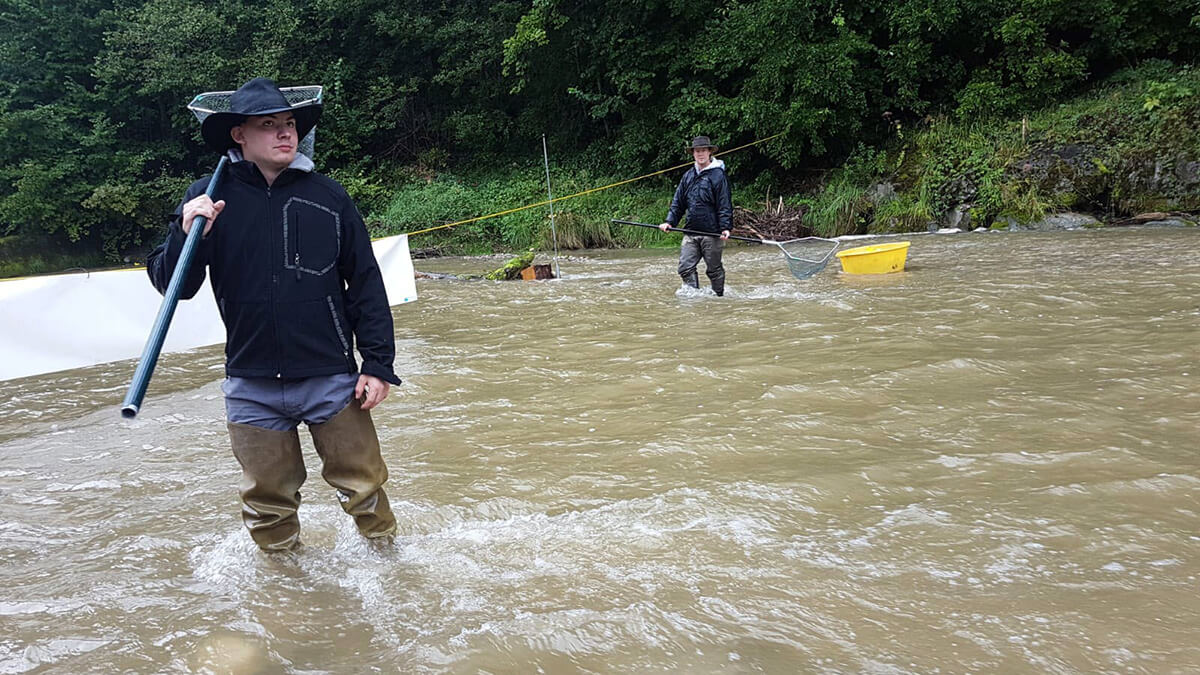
[541, 134, 562, 279]
[121, 156, 229, 418]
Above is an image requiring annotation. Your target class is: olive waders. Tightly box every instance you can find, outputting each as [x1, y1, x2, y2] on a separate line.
[227, 400, 396, 551]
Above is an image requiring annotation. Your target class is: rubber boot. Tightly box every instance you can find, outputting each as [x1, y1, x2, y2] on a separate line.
[227, 422, 306, 551]
[680, 270, 700, 289]
[706, 265, 725, 296]
[309, 401, 397, 539]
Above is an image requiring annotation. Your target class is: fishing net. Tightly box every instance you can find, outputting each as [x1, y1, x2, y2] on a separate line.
[607, 219, 839, 282]
[187, 85, 324, 157]
[774, 237, 840, 280]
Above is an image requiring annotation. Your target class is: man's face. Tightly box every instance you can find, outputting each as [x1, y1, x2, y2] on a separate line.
[231, 113, 298, 170]
[692, 147, 712, 167]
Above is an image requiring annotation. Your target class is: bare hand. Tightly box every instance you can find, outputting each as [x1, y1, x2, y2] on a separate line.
[356, 374, 390, 410]
[181, 195, 225, 236]
[659, 222, 671, 232]
[720, 230, 730, 240]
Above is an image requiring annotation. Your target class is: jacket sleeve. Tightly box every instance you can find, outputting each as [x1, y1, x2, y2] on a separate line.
[337, 194, 401, 386]
[716, 170, 733, 232]
[665, 172, 690, 226]
[146, 180, 213, 299]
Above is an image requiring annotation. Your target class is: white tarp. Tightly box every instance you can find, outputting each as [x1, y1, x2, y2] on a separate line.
[0, 234, 416, 382]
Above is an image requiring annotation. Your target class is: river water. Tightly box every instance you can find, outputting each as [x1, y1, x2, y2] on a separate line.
[0, 228, 1197, 673]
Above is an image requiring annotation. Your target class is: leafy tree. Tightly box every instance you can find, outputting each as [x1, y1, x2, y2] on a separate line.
[0, 0, 1197, 268]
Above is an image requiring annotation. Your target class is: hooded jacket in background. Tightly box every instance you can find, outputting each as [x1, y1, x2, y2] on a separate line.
[664, 158, 732, 234]
[146, 155, 401, 385]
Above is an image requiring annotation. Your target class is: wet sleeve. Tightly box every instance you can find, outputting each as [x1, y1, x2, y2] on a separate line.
[337, 194, 401, 386]
[146, 180, 213, 299]
[665, 174, 689, 226]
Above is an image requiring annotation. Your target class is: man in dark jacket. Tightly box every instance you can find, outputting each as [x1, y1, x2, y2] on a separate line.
[147, 77, 399, 551]
[660, 136, 733, 296]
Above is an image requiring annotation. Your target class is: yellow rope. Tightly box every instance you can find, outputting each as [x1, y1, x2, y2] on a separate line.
[402, 132, 786, 237]
[0, 132, 786, 282]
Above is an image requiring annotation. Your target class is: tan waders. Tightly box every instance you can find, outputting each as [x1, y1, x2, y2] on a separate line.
[227, 422, 306, 551]
[227, 401, 396, 551]
[308, 401, 397, 539]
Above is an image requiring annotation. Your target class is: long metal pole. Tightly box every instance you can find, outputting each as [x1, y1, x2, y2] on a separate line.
[541, 134, 561, 279]
[610, 219, 771, 244]
[121, 156, 228, 418]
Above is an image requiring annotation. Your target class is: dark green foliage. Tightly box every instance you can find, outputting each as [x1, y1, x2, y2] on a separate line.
[805, 63, 1200, 235]
[378, 161, 678, 254]
[0, 0, 1197, 274]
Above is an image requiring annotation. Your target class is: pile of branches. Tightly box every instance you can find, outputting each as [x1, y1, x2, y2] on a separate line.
[732, 197, 811, 241]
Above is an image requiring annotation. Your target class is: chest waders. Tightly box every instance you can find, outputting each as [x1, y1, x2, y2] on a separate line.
[227, 400, 396, 551]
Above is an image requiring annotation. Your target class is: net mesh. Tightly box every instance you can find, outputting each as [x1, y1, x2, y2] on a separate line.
[775, 237, 840, 280]
[187, 85, 323, 157]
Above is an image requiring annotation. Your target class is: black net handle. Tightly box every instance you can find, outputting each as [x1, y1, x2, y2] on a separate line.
[610, 219, 772, 245]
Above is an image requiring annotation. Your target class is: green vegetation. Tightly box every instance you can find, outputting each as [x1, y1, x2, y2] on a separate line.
[392, 62, 1200, 250]
[483, 250, 535, 281]
[803, 62, 1200, 237]
[377, 163, 696, 254]
[0, 235, 111, 279]
[1, 1, 1198, 273]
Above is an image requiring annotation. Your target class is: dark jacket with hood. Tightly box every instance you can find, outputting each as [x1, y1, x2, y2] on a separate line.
[147, 153, 401, 385]
[664, 158, 733, 234]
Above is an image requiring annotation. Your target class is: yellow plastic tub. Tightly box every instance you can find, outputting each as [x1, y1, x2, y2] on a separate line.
[836, 241, 911, 274]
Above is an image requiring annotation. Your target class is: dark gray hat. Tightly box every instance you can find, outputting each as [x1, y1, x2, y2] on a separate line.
[199, 77, 322, 152]
[687, 136, 718, 150]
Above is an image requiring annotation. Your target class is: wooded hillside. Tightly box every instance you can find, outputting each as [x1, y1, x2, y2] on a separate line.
[1, 0, 1197, 265]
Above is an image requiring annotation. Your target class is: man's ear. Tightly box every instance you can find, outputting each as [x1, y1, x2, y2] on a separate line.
[230, 125, 244, 146]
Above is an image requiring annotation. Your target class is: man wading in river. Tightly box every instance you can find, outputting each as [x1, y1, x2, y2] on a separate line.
[660, 136, 733, 296]
[146, 77, 400, 551]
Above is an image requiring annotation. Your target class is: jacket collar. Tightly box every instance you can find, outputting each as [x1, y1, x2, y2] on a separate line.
[226, 148, 315, 188]
[226, 148, 314, 173]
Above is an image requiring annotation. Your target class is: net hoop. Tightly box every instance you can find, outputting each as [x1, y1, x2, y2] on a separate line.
[772, 237, 839, 280]
[187, 85, 324, 157]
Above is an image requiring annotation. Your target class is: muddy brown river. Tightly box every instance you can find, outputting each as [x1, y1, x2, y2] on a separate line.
[0, 227, 1197, 673]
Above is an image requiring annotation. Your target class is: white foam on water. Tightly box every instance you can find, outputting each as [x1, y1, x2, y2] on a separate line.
[43, 480, 123, 492]
[3, 638, 110, 674]
[932, 455, 976, 469]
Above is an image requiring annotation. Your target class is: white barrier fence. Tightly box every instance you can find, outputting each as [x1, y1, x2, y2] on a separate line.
[0, 234, 416, 382]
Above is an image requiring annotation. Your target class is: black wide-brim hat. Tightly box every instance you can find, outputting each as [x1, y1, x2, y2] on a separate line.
[199, 77, 322, 152]
[687, 136, 718, 151]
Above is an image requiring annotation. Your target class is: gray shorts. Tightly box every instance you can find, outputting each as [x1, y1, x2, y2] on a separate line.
[222, 373, 360, 431]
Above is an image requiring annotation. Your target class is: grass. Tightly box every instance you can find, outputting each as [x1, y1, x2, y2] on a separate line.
[375, 162, 712, 254]
[801, 61, 1200, 235]
[0, 235, 113, 279]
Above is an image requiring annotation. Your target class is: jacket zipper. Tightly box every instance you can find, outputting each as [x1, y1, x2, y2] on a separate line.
[325, 296, 351, 365]
[294, 209, 302, 280]
[267, 184, 282, 378]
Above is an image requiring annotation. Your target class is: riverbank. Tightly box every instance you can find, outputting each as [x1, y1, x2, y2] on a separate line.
[2, 63, 1195, 278]
[383, 62, 1198, 256]
[0, 235, 112, 279]
[801, 61, 1200, 238]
